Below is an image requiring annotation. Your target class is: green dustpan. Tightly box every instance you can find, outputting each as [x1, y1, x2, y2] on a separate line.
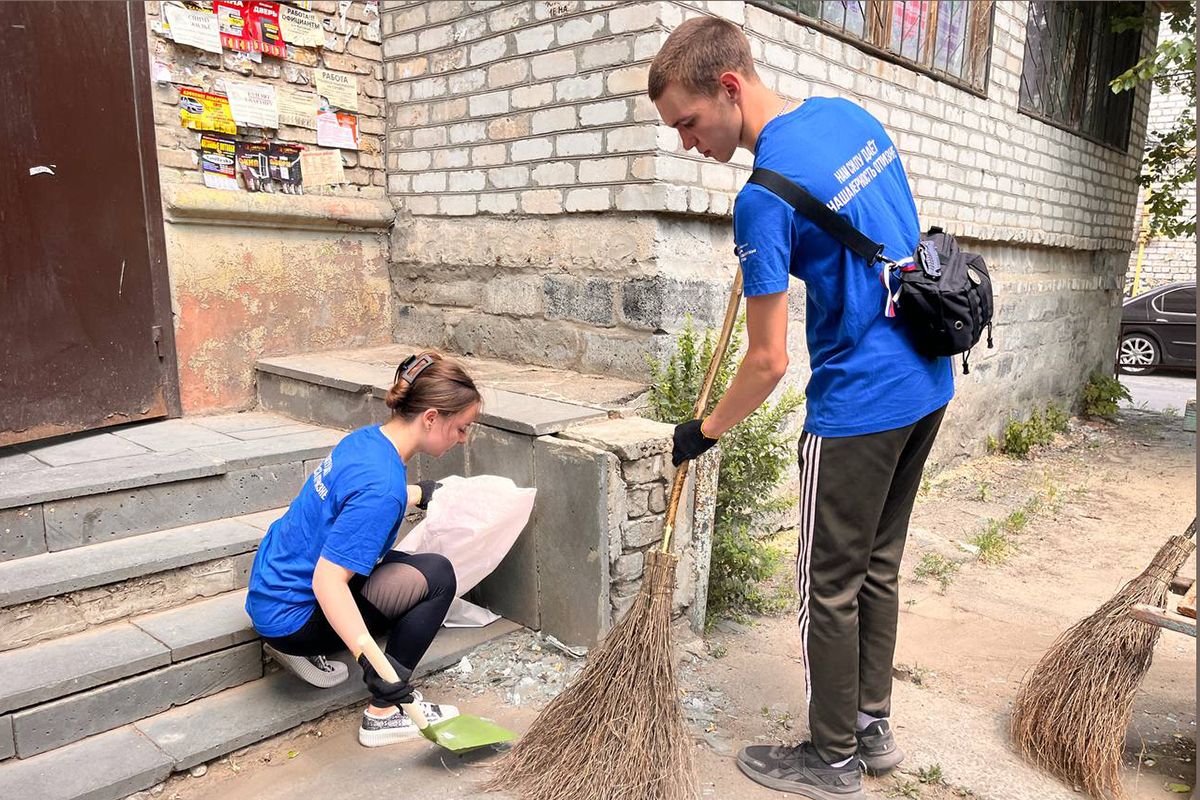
[401, 701, 515, 753]
[358, 634, 516, 754]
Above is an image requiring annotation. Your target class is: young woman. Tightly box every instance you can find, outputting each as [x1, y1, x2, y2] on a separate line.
[245, 351, 481, 747]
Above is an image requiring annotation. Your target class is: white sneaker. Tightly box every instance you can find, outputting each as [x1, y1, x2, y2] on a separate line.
[357, 691, 461, 747]
[263, 644, 349, 688]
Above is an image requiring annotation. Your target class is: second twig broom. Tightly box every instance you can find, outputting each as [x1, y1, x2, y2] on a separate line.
[485, 270, 744, 800]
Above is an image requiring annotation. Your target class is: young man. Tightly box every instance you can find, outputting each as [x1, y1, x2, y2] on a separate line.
[650, 16, 954, 800]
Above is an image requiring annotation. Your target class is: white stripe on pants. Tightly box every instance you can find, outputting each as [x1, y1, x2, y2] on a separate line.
[795, 432, 823, 703]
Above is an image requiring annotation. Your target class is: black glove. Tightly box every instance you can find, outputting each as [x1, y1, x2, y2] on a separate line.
[415, 479, 442, 510]
[357, 652, 416, 705]
[672, 419, 718, 467]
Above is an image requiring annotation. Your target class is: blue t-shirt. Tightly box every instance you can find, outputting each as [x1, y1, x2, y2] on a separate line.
[246, 425, 409, 638]
[734, 97, 954, 437]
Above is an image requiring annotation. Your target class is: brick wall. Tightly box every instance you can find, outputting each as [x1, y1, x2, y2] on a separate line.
[1125, 18, 1197, 293]
[145, 1, 395, 412]
[380, 0, 1155, 463]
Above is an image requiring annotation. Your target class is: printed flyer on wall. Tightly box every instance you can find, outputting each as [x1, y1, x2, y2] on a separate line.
[179, 87, 237, 134]
[236, 140, 274, 192]
[200, 135, 238, 190]
[270, 143, 304, 194]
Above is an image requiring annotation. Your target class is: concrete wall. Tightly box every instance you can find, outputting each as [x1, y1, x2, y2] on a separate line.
[381, 0, 1156, 463]
[144, 1, 393, 412]
[1126, 20, 1197, 293]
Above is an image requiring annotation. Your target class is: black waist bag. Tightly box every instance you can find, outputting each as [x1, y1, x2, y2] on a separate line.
[748, 168, 994, 373]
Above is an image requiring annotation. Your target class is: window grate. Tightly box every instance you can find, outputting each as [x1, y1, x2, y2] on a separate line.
[756, 0, 995, 94]
[1018, 1, 1141, 150]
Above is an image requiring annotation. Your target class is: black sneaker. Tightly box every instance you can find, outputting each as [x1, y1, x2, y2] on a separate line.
[737, 742, 865, 799]
[855, 719, 905, 775]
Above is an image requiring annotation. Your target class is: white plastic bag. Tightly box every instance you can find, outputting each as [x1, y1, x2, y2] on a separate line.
[396, 474, 536, 597]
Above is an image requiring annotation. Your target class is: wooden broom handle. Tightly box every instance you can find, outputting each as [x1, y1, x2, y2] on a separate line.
[661, 270, 744, 554]
[355, 633, 430, 729]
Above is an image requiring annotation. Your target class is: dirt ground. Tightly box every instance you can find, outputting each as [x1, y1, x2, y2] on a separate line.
[143, 407, 1196, 800]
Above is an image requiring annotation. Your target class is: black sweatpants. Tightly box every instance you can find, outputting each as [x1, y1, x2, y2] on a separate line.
[797, 405, 946, 763]
[263, 551, 456, 704]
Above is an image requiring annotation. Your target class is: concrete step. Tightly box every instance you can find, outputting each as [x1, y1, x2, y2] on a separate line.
[0, 510, 279, 652]
[0, 413, 339, 561]
[0, 620, 524, 800]
[256, 345, 618, 437]
[0, 591, 255, 717]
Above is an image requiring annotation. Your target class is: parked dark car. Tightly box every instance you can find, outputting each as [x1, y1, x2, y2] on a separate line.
[1118, 281, 1196, 374]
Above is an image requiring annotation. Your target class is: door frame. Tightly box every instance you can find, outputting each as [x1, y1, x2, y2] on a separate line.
[125, 2, 181, 420]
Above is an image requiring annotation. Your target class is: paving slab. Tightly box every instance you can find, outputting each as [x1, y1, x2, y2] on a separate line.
[0, 450, 226, 510]
[0, 517, 265, 607]
[0, 505, 45, 562]
[256, 353, 387, 393]
[110, 419, 240, 452]
[225, 423, 321, 441]
[135, 620, 522, 769]
[0, 715, 11, 761]
[190, 412, 306, 435]
[0, 624, 170, 715]
[0, 726, 173, 800]
[0, 451, 46, 480]
[474, 387, 606, 436]
[133, 591, 255, 662]
[240, 508, 286, 530]
[13, 642, 262, 757]
[192, 429, 341, 470]
[20, 432, 150, 467]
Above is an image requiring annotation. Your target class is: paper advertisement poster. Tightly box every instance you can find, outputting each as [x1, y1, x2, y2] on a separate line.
[163, 3, 222, 53]
[216, 0, 255, 52]
[316, 110, 359, 150]
[279, 4, 323, 47]
[249, 2, 286, 57]
[200, 135, 238, 190]
[270, 143, 304, 194]
[226, 80, 279, 128]
[179, 87, 237, 134]
[315, 68, 358, 112]
[299, 148, 345, 186]
[277, 85, 318, 129]
[236, 140, 274, 192]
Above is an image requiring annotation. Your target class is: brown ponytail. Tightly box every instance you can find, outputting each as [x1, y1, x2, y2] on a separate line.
[385, 350, 481, 420]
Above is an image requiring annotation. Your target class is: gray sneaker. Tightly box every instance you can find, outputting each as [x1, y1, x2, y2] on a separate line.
[737, 742, 865, 799]
[263, 644, 349, 688]
[856, 719, 905, 775]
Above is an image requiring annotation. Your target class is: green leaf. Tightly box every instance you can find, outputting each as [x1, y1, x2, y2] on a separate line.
[1165, 783, 1191, 793]
[287, 750, 299, 759]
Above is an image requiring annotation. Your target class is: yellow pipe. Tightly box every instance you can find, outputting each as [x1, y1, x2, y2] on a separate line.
[1131, 197, 1151, 297]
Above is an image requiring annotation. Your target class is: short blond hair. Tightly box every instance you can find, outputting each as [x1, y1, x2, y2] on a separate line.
[648, 16, 758, 100]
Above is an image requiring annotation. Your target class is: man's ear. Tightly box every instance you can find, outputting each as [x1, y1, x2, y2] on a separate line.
[719, 71, 743, 102]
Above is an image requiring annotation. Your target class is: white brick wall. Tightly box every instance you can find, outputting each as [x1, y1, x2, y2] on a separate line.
[384, 0, 1152, 254]
[1125, 19, 1197, 292]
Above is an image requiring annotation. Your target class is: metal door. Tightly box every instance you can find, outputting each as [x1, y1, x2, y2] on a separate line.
[0, 2, 179, 446]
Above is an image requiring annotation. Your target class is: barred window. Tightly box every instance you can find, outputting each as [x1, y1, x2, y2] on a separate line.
[1018, 1, 1142, 150]
[753, 1, 995, 95]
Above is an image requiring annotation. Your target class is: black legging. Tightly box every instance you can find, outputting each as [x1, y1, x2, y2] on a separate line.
[263, 551, 456, 702]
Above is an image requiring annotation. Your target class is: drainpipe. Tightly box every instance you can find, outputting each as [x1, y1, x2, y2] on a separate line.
[1131, 196, 1151, 297]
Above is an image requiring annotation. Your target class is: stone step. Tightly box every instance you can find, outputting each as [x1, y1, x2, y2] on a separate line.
[0, 620, 524, 800]
[0, 514, 273, 610]
[0, 413, 339, 561]
[257, 346, 613, 437]
[0, 591, 255, 717]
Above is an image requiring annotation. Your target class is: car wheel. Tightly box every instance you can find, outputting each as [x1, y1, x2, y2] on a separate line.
[1119, 333, 1159, 374]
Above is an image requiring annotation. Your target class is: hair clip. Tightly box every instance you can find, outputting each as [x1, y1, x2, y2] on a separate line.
[395, 353, 436, 385]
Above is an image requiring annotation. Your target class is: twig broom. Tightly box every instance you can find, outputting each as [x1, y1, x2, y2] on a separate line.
[485, 270, 744, 800]
[1010, 518, 1196, 799]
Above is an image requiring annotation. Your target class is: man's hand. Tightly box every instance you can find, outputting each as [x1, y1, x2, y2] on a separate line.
[672, 419, 718, 466]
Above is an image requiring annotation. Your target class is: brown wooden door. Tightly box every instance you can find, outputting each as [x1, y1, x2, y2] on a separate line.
[0, 2, 179, 446]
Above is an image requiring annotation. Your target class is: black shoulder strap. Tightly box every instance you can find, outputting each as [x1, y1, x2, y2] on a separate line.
[747, 168, 884, 265]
